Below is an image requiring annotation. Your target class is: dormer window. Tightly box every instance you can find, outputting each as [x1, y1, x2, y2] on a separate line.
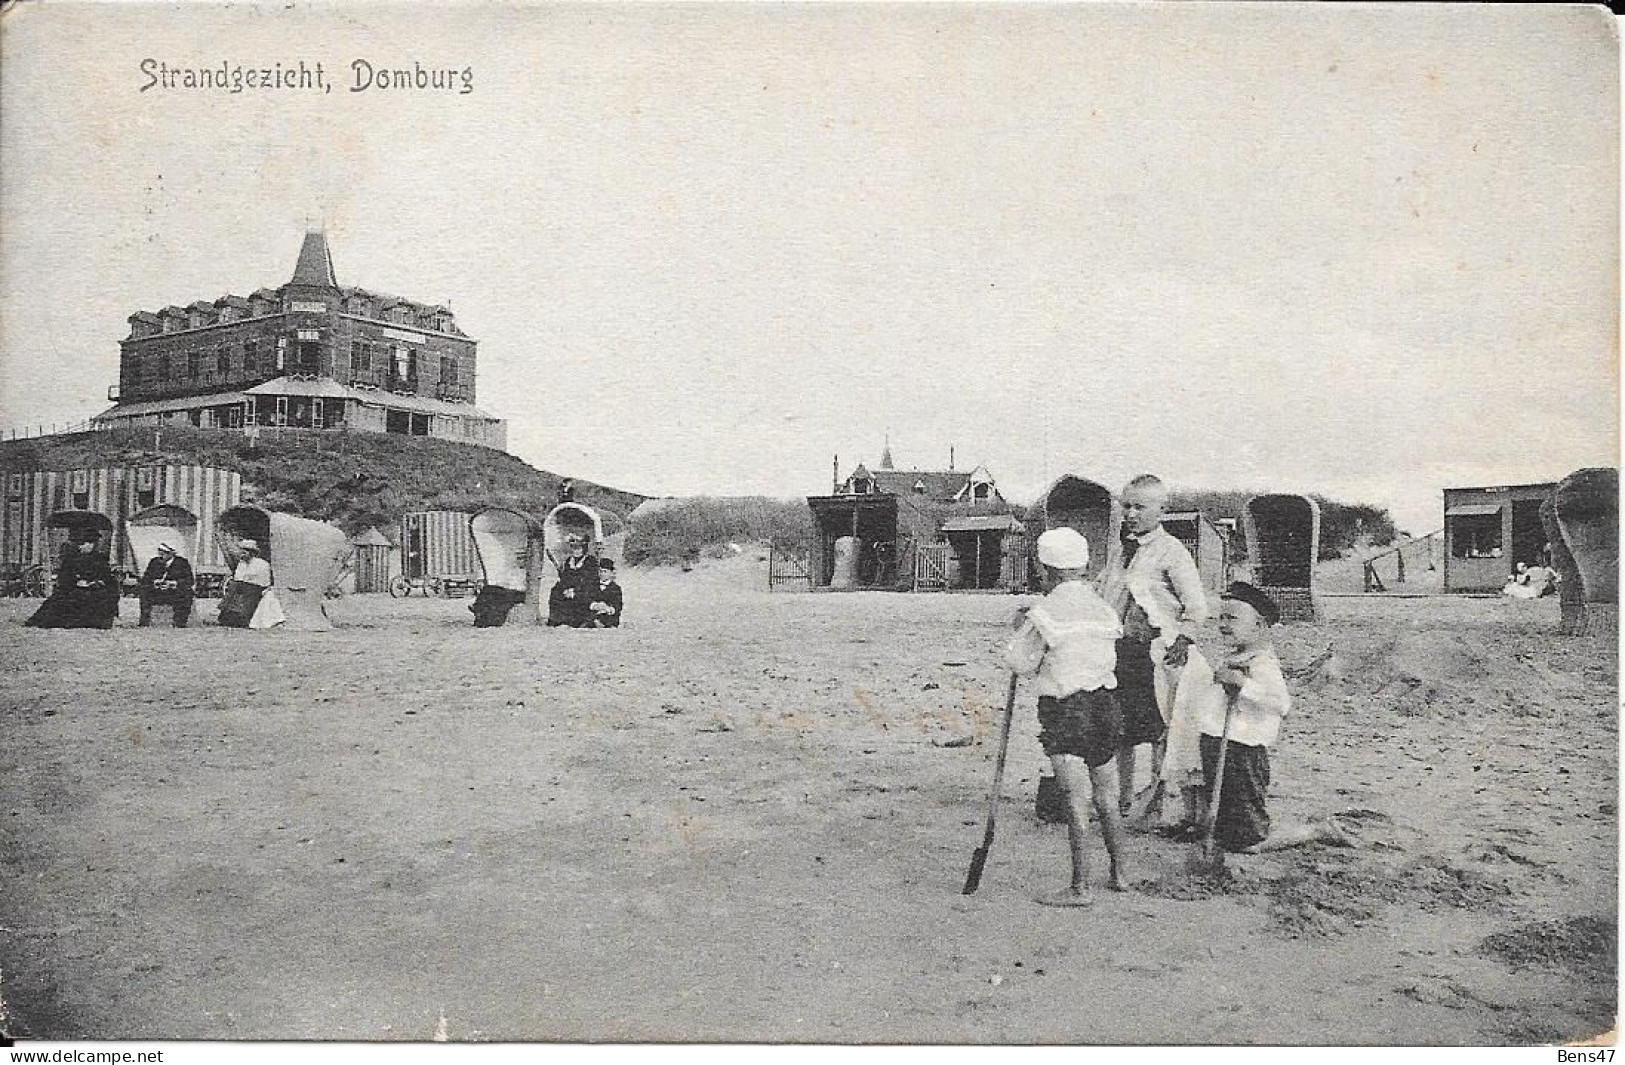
[972, 483, 991, 501]
[913, 480, 927, 494]
[851, 477, 873, 495]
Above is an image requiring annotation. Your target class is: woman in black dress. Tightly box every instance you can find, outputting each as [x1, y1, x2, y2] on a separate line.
[547, 534, 600, 627]
[25, 532, 119, 629]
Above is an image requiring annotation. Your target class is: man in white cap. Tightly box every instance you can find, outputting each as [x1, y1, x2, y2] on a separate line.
[138, 540, 194, 627]
[1003, 527, 1128, 905]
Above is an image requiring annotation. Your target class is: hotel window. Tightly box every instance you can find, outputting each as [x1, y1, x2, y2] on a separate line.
[440, 355, 458, 386]
[187, 351, 200, 378]
[217, 348, 230, 375]
[352, 340, 371, 373]
[159, 353, 170, 379]
[242, 340, 258, 374]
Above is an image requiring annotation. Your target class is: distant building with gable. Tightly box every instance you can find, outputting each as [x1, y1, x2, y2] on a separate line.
[93, 231, 506, 449]
[806, 442, 1024, 591]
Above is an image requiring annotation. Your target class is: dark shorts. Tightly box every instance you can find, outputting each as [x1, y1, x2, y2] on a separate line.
[1115, 638, 1164, 746]
[1037, 688, 1121, 768]
[1199, 733, 1271, 851]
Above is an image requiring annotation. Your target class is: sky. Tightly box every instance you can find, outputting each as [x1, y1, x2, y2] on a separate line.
[0, 2, 1617, 536]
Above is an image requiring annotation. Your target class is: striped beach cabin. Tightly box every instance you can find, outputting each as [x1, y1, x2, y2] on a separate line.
[1, 464, 241, 574]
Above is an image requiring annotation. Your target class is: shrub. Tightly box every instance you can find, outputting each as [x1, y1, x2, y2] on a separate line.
[625, 497, 815, 566]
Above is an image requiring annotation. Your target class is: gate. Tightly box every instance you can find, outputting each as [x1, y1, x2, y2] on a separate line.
[1000, 533, 1028, 591]
[768, 539, 812, 590]
[914, 542, 951, 591]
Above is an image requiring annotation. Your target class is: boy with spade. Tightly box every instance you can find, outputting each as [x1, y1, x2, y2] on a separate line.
[1003, 527, 1130, 905]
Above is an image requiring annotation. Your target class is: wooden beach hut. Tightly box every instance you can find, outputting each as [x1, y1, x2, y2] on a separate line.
[1162, 510, 1230, 595]
[399, 510, 480, 596]
[348, 527, 395, 594]
[1442, 482, 1557, 593]
[217, 504, 351, 631]
[1242, 494, 1320, 622]
[2, 464, 240, 580]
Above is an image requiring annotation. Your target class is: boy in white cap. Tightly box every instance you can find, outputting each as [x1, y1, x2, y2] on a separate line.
[1003, 527, 1128, 905]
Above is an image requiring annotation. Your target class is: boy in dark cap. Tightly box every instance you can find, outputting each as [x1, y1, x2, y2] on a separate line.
[1195, 581, 1351, 852]
[588, 559, 623, 628]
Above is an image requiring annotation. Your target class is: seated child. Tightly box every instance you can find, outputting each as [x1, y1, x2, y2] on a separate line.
[1193, 581, 1351, 853]
[589, 559, 623, 628]
[1003, 528, 1128, 905]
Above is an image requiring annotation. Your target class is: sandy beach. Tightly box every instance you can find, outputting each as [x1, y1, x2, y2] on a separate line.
[0, 555, 1614, 1044]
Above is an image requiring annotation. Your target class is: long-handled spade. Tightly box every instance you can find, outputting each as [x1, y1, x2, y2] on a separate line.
[962, 673, 1020, 895]
[1189, 689, 1239, 878]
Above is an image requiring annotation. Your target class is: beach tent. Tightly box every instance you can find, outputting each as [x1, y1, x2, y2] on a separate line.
[1024, 475, 1120, 586]
[1546, 468, 1618, 636]
[469, 507, 544, 625]
[1242, 494, 1320, 622]
[470, 508, 539, 592]
[45, 510, 116, 569]
[125, 504, 200, 579]
[543, 502, 608, 572]
[216, 505, 350, 631]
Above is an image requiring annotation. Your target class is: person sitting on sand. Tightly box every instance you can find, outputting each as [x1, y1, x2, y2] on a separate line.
[1003, 528, 1129, 905]
[138, 541, 194, 628]
[1189, 582, 1351, 853]
[547, 533, 600, 628]
[24, 530, 119, 630]
[217, 539, 272, 628]
[587, 559, 623, 628]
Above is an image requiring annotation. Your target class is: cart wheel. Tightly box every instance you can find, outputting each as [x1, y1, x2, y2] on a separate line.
[388, 575, 411, 598]
[427, 577, 444, 598]
[23, 564, 50, 598]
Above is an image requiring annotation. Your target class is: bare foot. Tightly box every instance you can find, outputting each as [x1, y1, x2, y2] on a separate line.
[1035, 887, 1094, 908]
[1107, 866, 1132, 892]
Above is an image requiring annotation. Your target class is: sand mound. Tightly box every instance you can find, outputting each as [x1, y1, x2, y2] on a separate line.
[1479, 916, 1617, 977]
[1144, 848, 1512, 938]
[1293, 628, 1581, 718]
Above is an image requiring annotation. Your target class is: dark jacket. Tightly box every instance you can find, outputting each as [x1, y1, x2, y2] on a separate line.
[140, 554, 194, 596]
[547, 555, 601, 627]
[590, 582, 623, 628]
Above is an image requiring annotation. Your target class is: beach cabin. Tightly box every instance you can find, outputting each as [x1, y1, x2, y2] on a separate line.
[399, 510, 480, 596]
[1, 464, 240, 582]
[1162, 510, 1231, 595]
[806, 449, 1023, 591]
[1442, 482, 1556, 593]
[348, 527, 396, 593]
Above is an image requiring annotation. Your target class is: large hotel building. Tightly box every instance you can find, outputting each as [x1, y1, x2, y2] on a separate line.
[93, 232, 506, 449]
